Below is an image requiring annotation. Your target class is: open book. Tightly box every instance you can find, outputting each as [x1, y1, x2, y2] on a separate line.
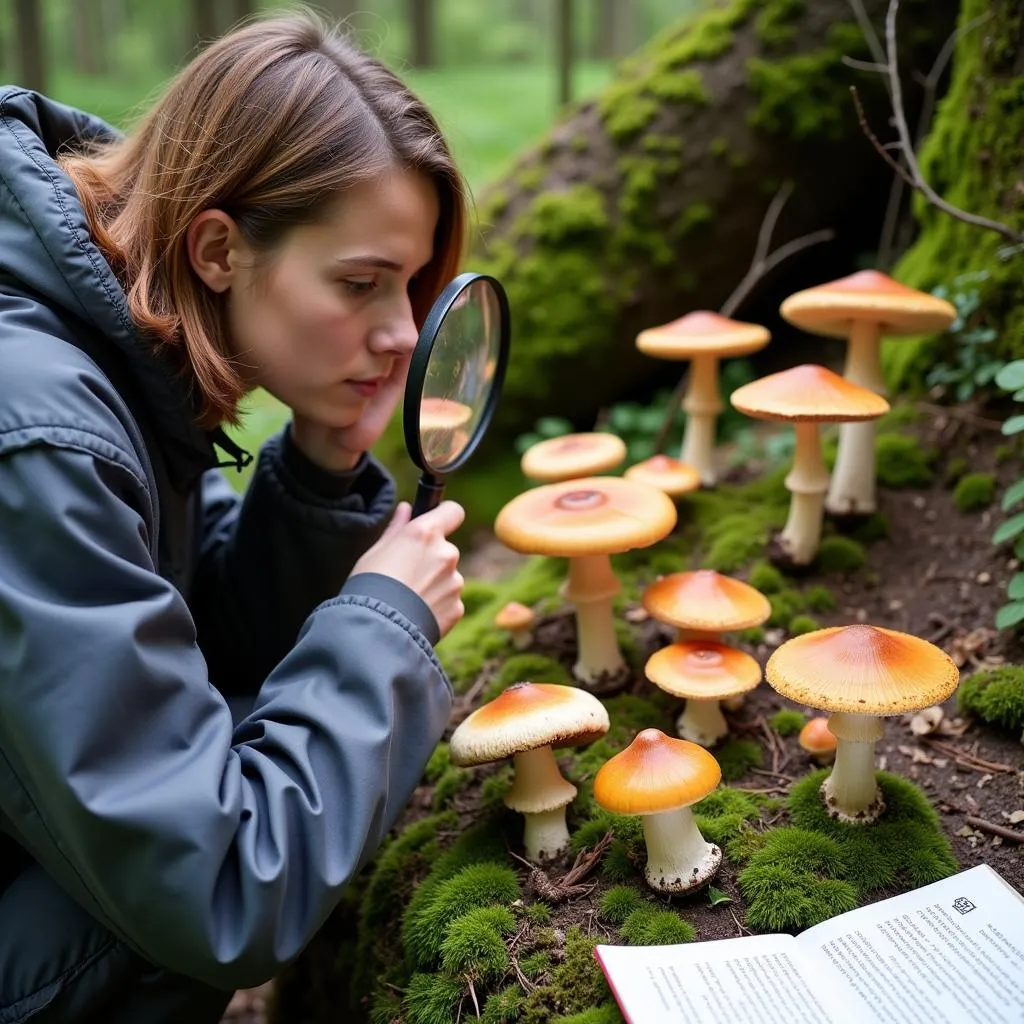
[594, 864, 1024, 1024]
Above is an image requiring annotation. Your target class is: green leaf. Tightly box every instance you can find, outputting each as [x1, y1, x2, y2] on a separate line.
[535, 416, 573, 438]
[1014, 389, 1024, 402]
[1002, 479, 1024, 511]
[995, 601, 1024, 631]
[996, 361, 1024, 391]
[1007, 573, 1024, 600]
[1014, 535, 1024, 561]
[993, 513, 1024, 545]
[1003, 416, 1024, 436]
[707, 886, 732, 907]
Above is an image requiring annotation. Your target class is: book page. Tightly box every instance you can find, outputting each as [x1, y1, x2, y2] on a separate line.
[594, 933, 846, 1024]
[796, 864, 1024, 1024]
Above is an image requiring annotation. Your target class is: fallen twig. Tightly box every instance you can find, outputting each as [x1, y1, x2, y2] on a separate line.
[509, 831, 614, 903]
[920, 738, 1015, 774]
[964, 816, 1024, 843]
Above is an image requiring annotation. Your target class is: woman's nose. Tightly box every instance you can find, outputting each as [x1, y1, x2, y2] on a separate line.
[369, 298, 419, 355]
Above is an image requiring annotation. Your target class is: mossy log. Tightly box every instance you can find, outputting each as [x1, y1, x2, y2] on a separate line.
[469, 0, 960, 440]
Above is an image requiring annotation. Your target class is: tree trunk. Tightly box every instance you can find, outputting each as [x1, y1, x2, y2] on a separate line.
[230, 0, 254, 24]
[192, 0, 219, 48]
[592, 0, 634, 59]
[13, 0, 46, 92]
[408, 0, 436, 68]
[71, 0, 109, 76]
[469, 0, 961, 440]
[556, 0, 574, 107]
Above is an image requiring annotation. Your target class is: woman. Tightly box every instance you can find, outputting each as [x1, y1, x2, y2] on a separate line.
[0, 12, 469, 1022]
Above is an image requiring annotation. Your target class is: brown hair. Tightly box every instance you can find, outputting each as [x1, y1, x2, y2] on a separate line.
[60, 11, 467, 427]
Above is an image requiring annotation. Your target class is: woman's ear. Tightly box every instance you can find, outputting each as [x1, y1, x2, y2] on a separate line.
[186, 210, 244, 293]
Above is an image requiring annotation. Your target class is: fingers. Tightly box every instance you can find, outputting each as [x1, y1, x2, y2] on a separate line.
[426, 500, 465, 537]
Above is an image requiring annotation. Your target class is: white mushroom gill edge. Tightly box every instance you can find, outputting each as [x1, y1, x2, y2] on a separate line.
[827, 320, 885, 516]
[680, 354, 722, 487]
[641, 805, 722, 893]
[821, 711, 886, 824]
[780, 420, 830, 565]
[504, 745, 578, 862]
[560, 553, 626, 684]
[676, 698, 730, 747]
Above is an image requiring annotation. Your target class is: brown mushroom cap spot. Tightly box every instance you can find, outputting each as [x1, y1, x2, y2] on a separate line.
[729, 364, 890, 422]
[636, 310, 771, 360]
[642, 569, 771, 632]
[781, 270, 958, 339]
[766, 624, 960, 715]
[449, 681, 610, 767]
[799, 717, 837, 755]
[495, 601, 535, 630]
[494, 476, 677, 557]
[521, 432, 628, 482]
[419, 397, 473, 431]
[624, 455, 701, 497]
[645, 641, 761, 700]
[594, 728, 721, 814]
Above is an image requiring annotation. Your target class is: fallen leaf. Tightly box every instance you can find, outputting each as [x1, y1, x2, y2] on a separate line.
[910, 707, 944, 736]
[624, 605, 649, 623]
[707, 886, 732, 907]
[1008, 810, 1024, 824]
[932, 758, 949, 768]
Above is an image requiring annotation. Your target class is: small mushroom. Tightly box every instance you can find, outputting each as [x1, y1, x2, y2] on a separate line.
[495, 601, 536, 650]
[594, 728, 722, 893]
[635, 311, 770, 486]
[624, 455, 701, 500]
[641, 569, 771, 643]
[799, 716, 837, 765]
[449, 682, 610, 862]
[729, 365, 890, 568]
[494, 477, 677, 686]
[520, 432, 627, 483]
[781, 271, 956, 516]
[645, 641, 762, 746]
[766, 624, 960, 824]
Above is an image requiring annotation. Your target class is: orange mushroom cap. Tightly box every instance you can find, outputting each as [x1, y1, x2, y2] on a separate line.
[494, 601, 535, 630]
[729, 364, 890, 422]
[419, 396, 473, 431]
[624, 455, 701, 498]
[520, 432, 627, 482]
[449, 682, 610, 767]
[636, 311, 771, 360]
[594, 728, 721, 814]
[799, 716, 837, 756]
[642, 569, 771, 633]
[494, 476, 677, 558]
[781, 270, 957, 339]
[645, 641, 762, 700]
[766, 624, 960, 716]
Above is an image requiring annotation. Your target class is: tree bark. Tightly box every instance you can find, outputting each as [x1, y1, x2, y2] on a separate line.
[192, 0, 219, 48]
[71, 0, 109, 76]
[408, 0, 436, 68]
[556, 0, 574, 107]
[470, 0, 961, 440]
[13, 0, 46, 92]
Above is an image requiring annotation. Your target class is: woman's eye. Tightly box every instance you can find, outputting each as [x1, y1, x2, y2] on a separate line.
[343, 278, 377, 295]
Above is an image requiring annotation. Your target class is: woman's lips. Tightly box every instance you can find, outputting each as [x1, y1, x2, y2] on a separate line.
[348, 378, 382, 398]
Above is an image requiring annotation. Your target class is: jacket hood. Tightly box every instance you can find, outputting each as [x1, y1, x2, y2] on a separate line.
[0, 88, 250, 485]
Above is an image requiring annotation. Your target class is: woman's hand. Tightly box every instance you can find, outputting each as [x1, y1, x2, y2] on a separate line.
[291, 360, 409, 471]
[352, 500, 466, 638]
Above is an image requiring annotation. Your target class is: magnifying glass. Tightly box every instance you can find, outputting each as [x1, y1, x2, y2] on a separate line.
[403, 272, 511, 517]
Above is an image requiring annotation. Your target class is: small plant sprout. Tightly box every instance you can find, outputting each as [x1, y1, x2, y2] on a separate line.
[781, 271, 956, 517]
[641, 569, 771, 643]
[730, 365, 890, 568]
[644, 641, 761, 746]
[494, 601, 536, 650]
[767, 625, 959, 824]
[799, 716, 837, 764]
[520, 431, 627, 483]
[494, 477, 676, 686]
[449, 682, 610, 862]
[635, 311, 770, 486]
[624, 454, 701, 500]
[594, 729, 722, 894]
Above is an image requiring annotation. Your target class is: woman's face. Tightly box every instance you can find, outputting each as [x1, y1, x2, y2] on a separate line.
[226, 168, 440, 428]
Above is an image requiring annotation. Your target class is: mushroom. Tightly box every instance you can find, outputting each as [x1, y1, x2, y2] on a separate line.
[635, 311, 770, 487]
[645, 641, 762, 746]
[780, 271, 956, 516]
[799, 716, 837, 765]
[729, 364, 890, 568]
[593, 728, 722, 893]
[494, 477, 677, 687]
[495, 601, 536, 650]
[641, 569, 771, 643]
[449, 681, 610, 861]
[419, 398, 474, 467]
[624, 455, 701, 500]
[766, 624, 959, 824]
[520, 432, 627, 483]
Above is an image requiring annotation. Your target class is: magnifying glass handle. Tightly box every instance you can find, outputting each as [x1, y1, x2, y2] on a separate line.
[412, 474, 446, 518]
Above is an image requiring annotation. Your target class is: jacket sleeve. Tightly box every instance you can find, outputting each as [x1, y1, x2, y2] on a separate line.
[191, 428, 435, 692]
[0, 440, 453, 990]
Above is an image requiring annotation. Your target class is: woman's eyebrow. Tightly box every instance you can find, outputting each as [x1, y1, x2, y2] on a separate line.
[334, 255, 404, 271]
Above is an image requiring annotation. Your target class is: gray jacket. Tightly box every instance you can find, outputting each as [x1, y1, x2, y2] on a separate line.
[0, 88, 452, 991]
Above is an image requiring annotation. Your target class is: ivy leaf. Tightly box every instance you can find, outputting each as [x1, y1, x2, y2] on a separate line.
[1002, 415, 1024, 436]
[1007, 573, 1024, 601]
[996, 361, 1024, 391]
[707, 886, 732, 907]
[995, 601, 1024, 631]
[1002, 479, 1024, 511]
[993, 513, 1024, 545]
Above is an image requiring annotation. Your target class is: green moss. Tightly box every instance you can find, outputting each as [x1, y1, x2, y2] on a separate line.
[737, 625, 765, 645]
[424, 743, 452, 784]
[715, 737, 763, 780]
[740, 864, 860, 931]
[769, 708, 806, 737]
[802, 585, 836, 612]
[755, 0, 805, 48]
[433, 766, 471, 810]
[403, 973, 464, 1024]
[816, 536, 865, 573]
[747, 562, 785, 594]
[551, 1005, 623, 1024]
[598, 885, 648, 925]
[789, 614, 820, 636]
[620, 908, 696, 945]
[849, 513, 890, 543]
[953, 472, 996, 512]
[519, 950, 552, 978]
[957, 665, 1024, 734]
[524, 902, 551, 925]
[694, 786, 761, 847]
[520, 929, 610, 1024]
[875, 434, 936, 487]
[439, 905, 517, 981]
[482, 985, 527, 1023]
[484, 653, 574, 702]
[769, 588, 805, 626]
[945, 456, 970, 485]
[463, 579, 501, 617]
[514, 165, 545, 192]
[709, 135, 729, 157]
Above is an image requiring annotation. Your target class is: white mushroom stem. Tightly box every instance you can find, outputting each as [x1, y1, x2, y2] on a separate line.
[780, 421, 830, 565]
[641, 806, 721, 893]
[510, 626, 533, 651]
[505, 746, 578, 862]
[680, 355, 723, 487]
[676, 699, 729, 747]
[821, 711, 886, 824]
[561, 554, 626, 684]
[828, 321, 884, 516]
